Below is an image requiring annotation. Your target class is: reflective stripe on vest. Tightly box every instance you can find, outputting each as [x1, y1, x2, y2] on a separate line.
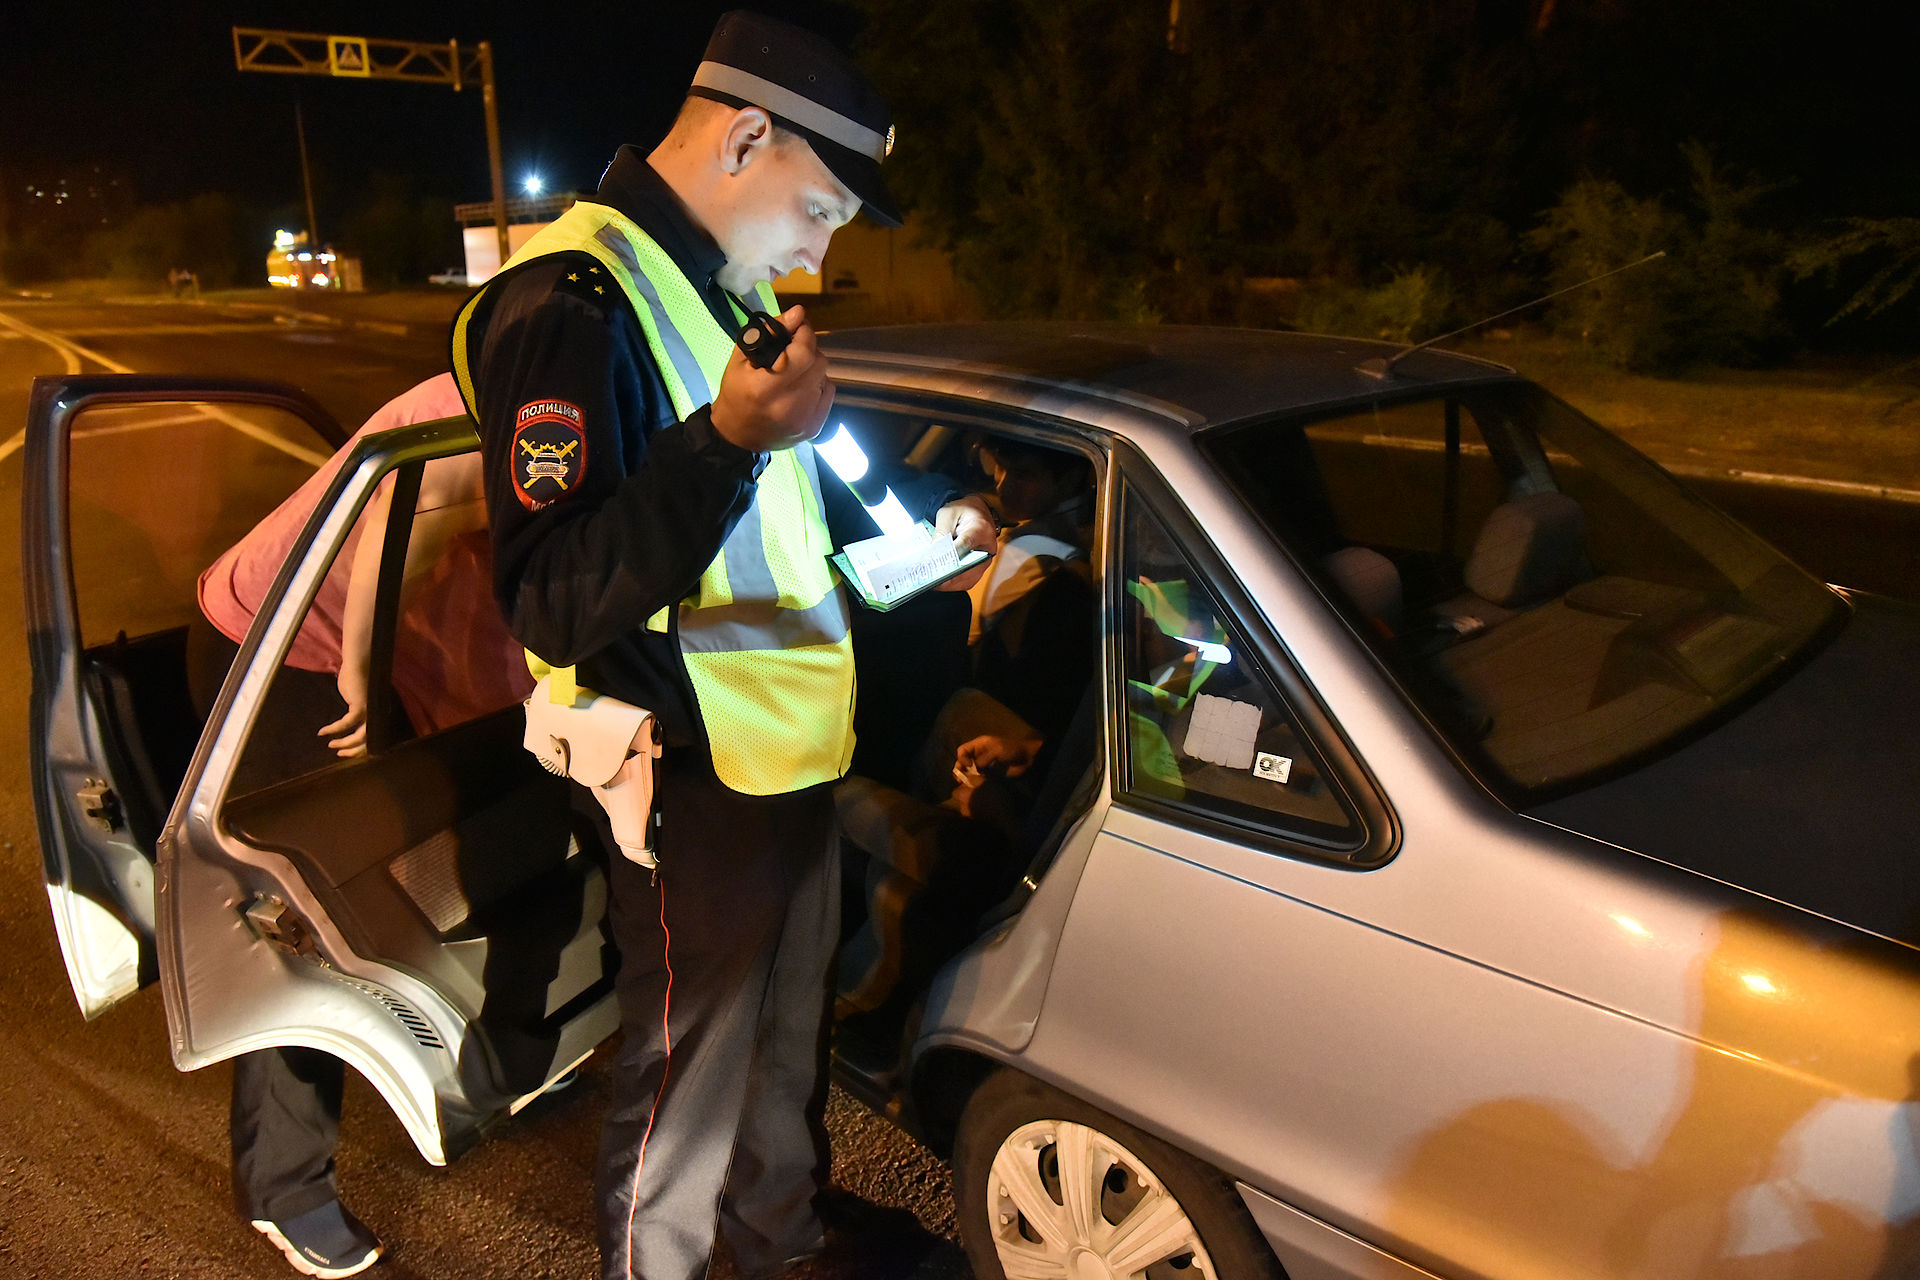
[453, 200, 855, 795]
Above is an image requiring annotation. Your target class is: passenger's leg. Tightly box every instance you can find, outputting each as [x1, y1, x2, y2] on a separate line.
[230, 1047, 344, 1223]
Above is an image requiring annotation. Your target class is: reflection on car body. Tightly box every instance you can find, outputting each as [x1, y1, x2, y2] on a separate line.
[24, 325, 1920, 1279]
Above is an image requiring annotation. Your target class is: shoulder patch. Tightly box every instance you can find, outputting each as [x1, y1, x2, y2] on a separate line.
[512, 399, 587, 510]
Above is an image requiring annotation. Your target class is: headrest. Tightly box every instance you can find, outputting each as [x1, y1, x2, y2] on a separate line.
[1465, 492, 1586, 607]
[1323, 546, 1403, 632]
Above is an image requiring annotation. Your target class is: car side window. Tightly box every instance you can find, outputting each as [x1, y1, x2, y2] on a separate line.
[1119, 485, 1357, 843]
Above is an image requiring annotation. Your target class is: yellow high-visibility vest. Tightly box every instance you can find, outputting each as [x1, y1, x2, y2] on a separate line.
[452, 200, 855, 795]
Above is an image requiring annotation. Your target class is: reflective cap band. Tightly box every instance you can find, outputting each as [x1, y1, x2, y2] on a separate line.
[691, 61, 887, 163]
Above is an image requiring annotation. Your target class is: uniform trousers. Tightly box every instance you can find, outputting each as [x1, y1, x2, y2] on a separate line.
[231, 1046, 346, 1222]
[591, 746, 840, 1280]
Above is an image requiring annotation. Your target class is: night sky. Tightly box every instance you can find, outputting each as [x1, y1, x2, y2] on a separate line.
[3, 2, 1915, 251]
[0, 1, 866, 210]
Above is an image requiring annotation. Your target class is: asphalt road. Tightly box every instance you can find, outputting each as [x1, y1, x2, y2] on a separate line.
[0, 296, 970, 1280]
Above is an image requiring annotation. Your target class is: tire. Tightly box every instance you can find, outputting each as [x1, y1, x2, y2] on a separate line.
[953, 1068, 1285, 1280]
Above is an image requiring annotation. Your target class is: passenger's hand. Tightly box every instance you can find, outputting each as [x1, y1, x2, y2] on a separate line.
[710, 305, 834, 453]
[950, 731, 1042, 818]
[953, 731, 1043, 783]
[319, 666, 371, 757]
[934, 494, 996, 592]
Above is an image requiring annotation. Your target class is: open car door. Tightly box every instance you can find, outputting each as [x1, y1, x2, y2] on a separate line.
[156, 412, 617, 1165]
[26, 374, 614, 1165]
[23, 375, 345, 1018]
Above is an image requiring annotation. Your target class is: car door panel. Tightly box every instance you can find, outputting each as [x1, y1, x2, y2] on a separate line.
[24, 374, 344, 1018]
[221, 710, 613, 1101]
[157, 415, 617, 1164]
[1035, 812, 1920, 1280]
[1030, 821, 1675, 1279]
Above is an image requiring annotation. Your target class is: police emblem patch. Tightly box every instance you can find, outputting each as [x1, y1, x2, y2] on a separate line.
[512, 399, 586, 510]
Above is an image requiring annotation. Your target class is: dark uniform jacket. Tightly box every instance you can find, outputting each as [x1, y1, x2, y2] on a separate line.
[461, 145, 959, 751]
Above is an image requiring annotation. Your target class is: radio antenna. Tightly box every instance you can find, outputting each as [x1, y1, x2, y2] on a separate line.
[1357, 250, 1666, 380]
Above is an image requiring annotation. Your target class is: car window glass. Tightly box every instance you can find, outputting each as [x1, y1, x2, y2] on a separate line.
[1202, 385, 1842, 799]
[67, 401, 331, 651]
[1119, 485, 1356, 842]
[58, 402, 333, 831]
[228, 447, 529, 797]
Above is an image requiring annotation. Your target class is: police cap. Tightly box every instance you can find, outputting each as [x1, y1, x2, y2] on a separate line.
[688, 10, 902, 228]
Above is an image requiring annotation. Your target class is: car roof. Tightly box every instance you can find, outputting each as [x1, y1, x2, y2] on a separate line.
[821, 322, 1519, 431]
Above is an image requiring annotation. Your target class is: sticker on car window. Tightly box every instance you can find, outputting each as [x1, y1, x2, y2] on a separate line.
[1254, 752, 1294, 784]
[1182, 694, 1260, 768]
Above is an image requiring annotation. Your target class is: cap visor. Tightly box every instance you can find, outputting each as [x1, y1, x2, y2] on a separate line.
[797, 128, 903, 228]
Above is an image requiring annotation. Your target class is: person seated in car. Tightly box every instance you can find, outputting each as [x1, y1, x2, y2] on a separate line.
[834, 440, 1096, 1045]
[962, 437, 1096, 741]
[189, 372, 532, 1278]
[846, 436, 1093, 796]
[842, 559, 1223, 1016]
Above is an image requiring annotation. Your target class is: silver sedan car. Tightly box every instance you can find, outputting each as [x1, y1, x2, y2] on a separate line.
[27, 325, 1920, 1280]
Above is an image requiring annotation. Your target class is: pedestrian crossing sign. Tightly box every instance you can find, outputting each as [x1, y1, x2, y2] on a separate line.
[328, 37, 370, 77]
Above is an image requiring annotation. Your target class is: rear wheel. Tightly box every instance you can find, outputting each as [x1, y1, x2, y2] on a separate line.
[953, 1068, 1284, 1280]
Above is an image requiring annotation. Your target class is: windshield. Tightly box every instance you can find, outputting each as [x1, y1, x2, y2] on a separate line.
[1201, 382, 1845, 801]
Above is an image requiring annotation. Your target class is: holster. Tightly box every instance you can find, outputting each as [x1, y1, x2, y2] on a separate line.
[522, 675, 664, 869]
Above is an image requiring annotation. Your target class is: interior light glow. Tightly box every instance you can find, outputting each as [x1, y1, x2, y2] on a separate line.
[1610, 914, 1651, 938]
[1741, 972, 1778, 995]
[814, 422, 919, 533]
[815, 424, 869, 482]
[866, 490, 916, 536]
[1177, 636, 1233, 665]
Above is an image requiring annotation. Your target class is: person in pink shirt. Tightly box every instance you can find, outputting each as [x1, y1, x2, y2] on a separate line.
[195, 371, 529, 756]
[194, 372, 532, 1275]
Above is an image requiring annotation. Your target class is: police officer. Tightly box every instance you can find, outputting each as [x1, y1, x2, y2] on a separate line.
[451, 12, 992, 1280]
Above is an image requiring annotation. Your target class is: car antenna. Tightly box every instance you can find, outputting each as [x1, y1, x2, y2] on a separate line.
[1356, 250, 1666, 380]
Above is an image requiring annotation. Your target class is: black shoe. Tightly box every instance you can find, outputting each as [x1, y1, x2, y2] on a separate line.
[742, 1190, 938, 1280]
[251, 1199, 384, 1278]
[742, 1235, 830, 1280]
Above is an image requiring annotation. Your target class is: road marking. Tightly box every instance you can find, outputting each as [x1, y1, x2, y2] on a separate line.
[1667, 463, 1920, 506]
[0, 306, 329, 468]
[46, 323, 286, 338]
[1357, 429, 1920, 505]
[0, 307, 82, 376]
[71, 411, 212, 440]
[0, 308, 81, 463]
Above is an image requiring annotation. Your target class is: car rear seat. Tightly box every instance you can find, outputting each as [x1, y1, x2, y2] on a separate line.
[1434, 491, 1588, 637]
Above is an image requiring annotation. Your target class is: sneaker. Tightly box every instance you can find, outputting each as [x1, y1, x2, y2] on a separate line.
[251, 1199, 384, 1278]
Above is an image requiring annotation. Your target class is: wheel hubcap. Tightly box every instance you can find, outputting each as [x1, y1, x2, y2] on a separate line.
[986, 1119, 1217, 1280]
[1069, 1245, 1118, 1280]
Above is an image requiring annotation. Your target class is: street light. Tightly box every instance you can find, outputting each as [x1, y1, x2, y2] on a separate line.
[523, 174, 544, 196]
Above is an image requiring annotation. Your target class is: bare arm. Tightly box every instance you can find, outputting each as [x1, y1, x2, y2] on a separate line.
[319, 463, 487, 755]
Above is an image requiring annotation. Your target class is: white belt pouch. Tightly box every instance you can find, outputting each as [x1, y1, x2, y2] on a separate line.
[522, 676, 665, 869]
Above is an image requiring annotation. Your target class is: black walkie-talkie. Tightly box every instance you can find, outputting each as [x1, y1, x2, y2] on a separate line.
[737, 309, 792, 370]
